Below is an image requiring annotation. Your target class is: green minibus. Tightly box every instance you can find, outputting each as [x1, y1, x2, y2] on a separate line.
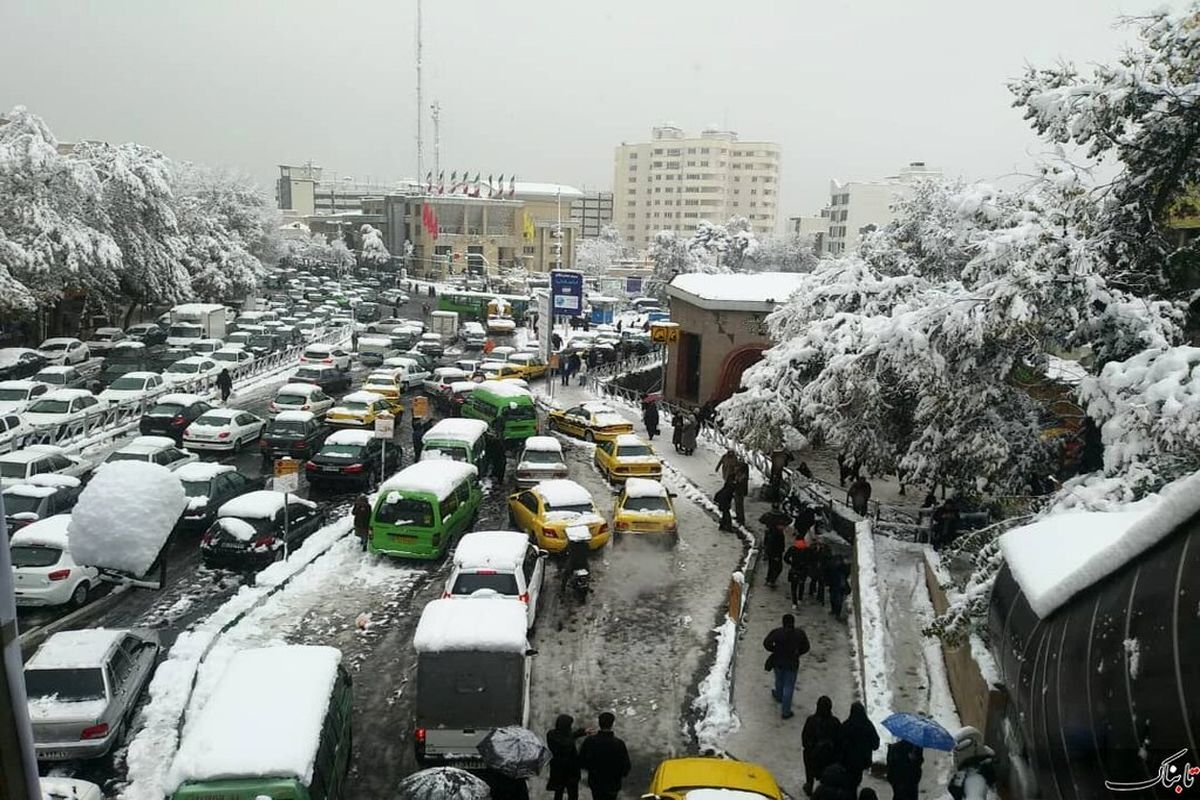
[369, 461, 481, 559]
[461, 381, 537, 444]
[420, 418, 489, 469]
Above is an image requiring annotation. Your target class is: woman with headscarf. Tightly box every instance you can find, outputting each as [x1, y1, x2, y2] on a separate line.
[802, 695, 842, 795]
[839, 701, 880, 788]
[546, 713, 588, 800]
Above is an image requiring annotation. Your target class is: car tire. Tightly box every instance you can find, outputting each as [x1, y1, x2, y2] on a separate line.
[70, 582, 89, 607]
[507, 508, 517, 527]
[584, 430, 595, 443]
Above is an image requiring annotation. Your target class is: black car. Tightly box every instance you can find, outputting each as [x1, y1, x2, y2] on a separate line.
[176, 462, 265, 530]
[139, 394, 213, 443]
[246, 333, 284, 358]
[125, 323, 167, 346]
[98, 343, 163, 387]
[201, 491, 325, 569]
[305, 429, 401, 489]
[2, 476, 85, 534]
[150, 346, 196, 373]
[292, 364, 351, 395]
[259, 411, 331, 466]
[0, 349, 48, 382]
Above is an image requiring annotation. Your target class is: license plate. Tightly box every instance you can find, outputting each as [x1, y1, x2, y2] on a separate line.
[14, 596, 35, 606]
[320, 465, 341, 472]
[39, 750, 71, 759]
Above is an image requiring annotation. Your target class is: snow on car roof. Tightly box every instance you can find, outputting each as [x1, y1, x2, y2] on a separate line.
[999, 474, 1200, 618]
[175, 356, 213, 365]
[434, 367, 467, 377]
[364, 372, 398, 383]
[26, 473, 81, 489]
[10, 513, 72, 548]
[27, 628, 125, 670]
[194, 408, 241, 420]
[4, 483, 59, 499]
[424, 418, 488, 443]
[157, 393, 206, 406]
[325, 429, 374, 446]
[0, 448, 56, 464]
[37, 366, 76, 375]
[339, 390, 387, 404]
[175, 462, 236, 482]
[624, 477, 668, 499]
[128, 435, 177, 450]
[357, 336, 392, 347]
[114, 371, 158, 380]
[594, 412, 631, 428]
[476, 380, 532, 399]
[379, 461, 478, 500]
[274, 410, 317, 423]
[41, 388, 93, 401]
[449, 381, 478, 393]
[218, 490, 312, 519]
[0, 348, 39, 367]
[614, 434, 647, 447]
[522, 436, 562, 453]
[278, 383, 321, 396]
[40, 338, 79, 346]
[0, 379, 44, 390]
[535, 479, 593, 508]
[413, 598, 528, 654]
[453, 531, 529, 569]
[166, 646, 342, 790]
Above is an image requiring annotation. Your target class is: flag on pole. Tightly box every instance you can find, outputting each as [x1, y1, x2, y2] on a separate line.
[425, 171, 433, 193]
[522, 212, 536, 240]
[497, 174, 505, 199]
[508, 175, 516, 199]
[487, 174, 495, 198]
[430, 205, 439, 240]
[437, 171, 445, 194]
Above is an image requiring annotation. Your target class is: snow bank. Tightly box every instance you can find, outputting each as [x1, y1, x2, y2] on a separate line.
[453, 531, 528, 569]
[999, 472, 1200, 617]
[165, 646, 341, 791]
[691, 617, 741, 753]
[27, 628, 124, 670]
[68, 461, 187, 575]
[413, 598, 528, 653]
[380, 461, 478, 500]
[853, 521, 895, 738]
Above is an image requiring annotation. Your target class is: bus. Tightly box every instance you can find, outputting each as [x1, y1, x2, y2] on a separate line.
[438, 291, 532, 324]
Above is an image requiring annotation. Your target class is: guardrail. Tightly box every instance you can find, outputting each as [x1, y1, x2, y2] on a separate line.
[10, 326, 351, 455]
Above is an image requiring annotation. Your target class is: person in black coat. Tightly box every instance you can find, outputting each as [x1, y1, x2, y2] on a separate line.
[824, 556, 851, 619]
[216, 368, 233, 403]
[642, 397, 660, 439]
[886, 740, 924, 800]
[485, 432, 507, 482]
[762, 613, 810, 719]
[838, 701, 880, 788]
[546, 713, 588, 800]
[410, 416, 426, 461]
[802, 695, 843, 796]
[762, 517, 786, 588]
[812, 763, 855, 800]
[578, 712, 630, 800]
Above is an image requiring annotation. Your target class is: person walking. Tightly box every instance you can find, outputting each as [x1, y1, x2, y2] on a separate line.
[808, 541, 829, 605]
[577, 357, 589, 386]
[679, 412, 698, 455]
[763, 515, 787, 588]
[824, 555, 851, 618]
[886, 740, 924, 800]
[642, 396, 660, 439]
[838, 701, 880, 789]
[411, 416, 426, 461]
[216, 368, 233, 404]
[732, 458, 750, 526]
[485, 432, 507, 482]
[762, 613, 810, 719]
[714, 478, 735, 532]
[578, 712, 630, 800]
[812, 764, 856, 800]
[715, 448, 739, 484]
[802, 696, 843, 796]
[351, 495, 372, 552]
[769, 449, 793, 501]
[783, 532, 812, 608]
[847, 475, 872, 517]
[546, 713, 588, 800]
[672, 409, 684, 452]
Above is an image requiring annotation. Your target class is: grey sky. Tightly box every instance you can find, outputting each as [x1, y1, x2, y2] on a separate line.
[0, 0, 1172, 222]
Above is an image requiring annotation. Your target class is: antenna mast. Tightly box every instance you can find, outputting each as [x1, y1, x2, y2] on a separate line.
[415, 0, 424, 184]
[431, 101, 440, 181]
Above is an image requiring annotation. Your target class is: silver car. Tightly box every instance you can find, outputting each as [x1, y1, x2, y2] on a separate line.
[25, 628, 160, 760]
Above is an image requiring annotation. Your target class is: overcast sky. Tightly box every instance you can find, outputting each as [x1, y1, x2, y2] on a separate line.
[0, 0, 1176, 222]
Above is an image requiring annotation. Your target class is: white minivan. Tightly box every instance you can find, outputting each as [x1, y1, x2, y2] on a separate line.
[444, 530, 546, 630]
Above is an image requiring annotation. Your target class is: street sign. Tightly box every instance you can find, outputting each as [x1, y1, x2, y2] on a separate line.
[650, 322, 681, 344]
[273, 458, 301, 494]
[375, 412, 395, 439]
[412, 396, 429, 420]
[550, 269, 584, 317]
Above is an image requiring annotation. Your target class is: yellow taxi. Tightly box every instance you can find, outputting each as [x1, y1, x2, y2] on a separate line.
[324, 390, 402, 428]
[644, 757, 784, 800]
[613, 477, 677, 539]
[593, 433, 662, 482]
[361, 370, 404, 399]
[547, 401, 634, 442]
[507, 479, 610, 552]
[476, 361, 526, 382]
[507, 352, 548, 380]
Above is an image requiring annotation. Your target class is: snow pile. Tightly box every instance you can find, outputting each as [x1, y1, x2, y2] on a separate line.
[691, 617, 741, 752]
[999, 471, 1200, 617]
[413, 598, 528, 653]
[68, 461, 186, 575]
[853, 521, 895, 737]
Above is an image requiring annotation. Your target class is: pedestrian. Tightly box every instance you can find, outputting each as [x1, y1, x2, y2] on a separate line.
[762, 613, 810, 719]
[838, 701, 880, 789]
[802, 696, 843, 796]
[679, 412, 698, 455]
[350, 328, 359, 351]
[546, 713, 588, 800]
[824, 555, 851, 619]
[578, 712, 631, 800]
[642, 319, 650, 331]
[763, 515, 786, 588]
[808, 540, 828, 605]
[732, 458, 750, 526]
[847, 475, 872, 517]
[411, 416, 426, 461]
[797, 460, 814, 480]
[783, 532, 811, 608]
[616, 319, 623, 332]
[672, 410, 684, 452]
[216, 368, 233, 404]
[793, 500, 817, 539]
[577, 357, 589, 386]
[932, 496, 961, 548]
[642, 396, 660, 439]
[714, 479, 735, 532]
[715, 449, 739, 483]
[351, 495, 371, 552]
[886, 740, 924, 800]
[812, 764, 855, 800]
[485, 432, 507, 482]
[552, 332, 563, 350]
[769, 449, 793, 501]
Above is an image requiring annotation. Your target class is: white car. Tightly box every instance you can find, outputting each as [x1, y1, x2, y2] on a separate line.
[381, 356, 430, 389]
[423, 366, 468, 396]
[162, 356, 221, 386]
[84, 327, 126, 355]
[0, 445, 92, 489]
[0, 380, 50, 415]
[443, 531, 546, 630]
[33, 365, 86, 391]
[37, 338, 89, 366]
[487, 316, 517, 334]
[268, 383, 334, 417]
[0, 412, 34, 455]
[22, 389, 108, 428]
[98, 371, 166, 404]
[10, 515, 100, 608]
[211, 347, 255, 374]
[182, 408, 266, 452]
[188, 338, 225, 356]
[515, 436, 569, 486]
[104, 435, 198, 471]
[299, 343, 352, 371]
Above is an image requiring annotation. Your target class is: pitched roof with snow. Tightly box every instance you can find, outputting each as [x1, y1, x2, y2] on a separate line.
[667, 271, 808, 312]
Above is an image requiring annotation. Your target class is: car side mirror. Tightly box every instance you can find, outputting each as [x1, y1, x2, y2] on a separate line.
[537, 550, 549, 559]
[525, 648, 538, 656]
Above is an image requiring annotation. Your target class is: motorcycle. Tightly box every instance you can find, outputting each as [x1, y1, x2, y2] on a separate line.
[565, 526, 592, 601]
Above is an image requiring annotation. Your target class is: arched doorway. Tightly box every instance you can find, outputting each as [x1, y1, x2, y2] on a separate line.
[712, 345, 766, 404]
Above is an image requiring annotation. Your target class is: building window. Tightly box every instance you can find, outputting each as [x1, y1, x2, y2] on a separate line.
[629, 164, 637, 171]
[751, 176, 758, 183]
[666, 162, 680, 169]
[667, 148, 681, 155]
[523, 246, 536, 255]
[701, 147, 710, 153]
[653, 148, 663, 155]
[687, 161, 696, 167]
[687, 147, 696, 153]
[652, 161, 663, 168]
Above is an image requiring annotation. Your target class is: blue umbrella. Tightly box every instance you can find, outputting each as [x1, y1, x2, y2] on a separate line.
[881, 712, 956, 751]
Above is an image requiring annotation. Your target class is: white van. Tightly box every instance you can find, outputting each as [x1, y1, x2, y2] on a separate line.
[444, 530, 546, 629]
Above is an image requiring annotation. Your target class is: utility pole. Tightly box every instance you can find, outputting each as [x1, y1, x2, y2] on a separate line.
[431, 101, 440, 181]
[415, 0, 424, 184]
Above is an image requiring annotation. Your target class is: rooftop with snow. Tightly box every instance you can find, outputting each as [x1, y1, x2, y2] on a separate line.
[668, 271, 808, 312]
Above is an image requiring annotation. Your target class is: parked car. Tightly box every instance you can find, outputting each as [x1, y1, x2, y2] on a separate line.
[259, 410, 330, 466]
[201, 491, 324, 569]
[443, 530, 546, 630]
[188, 338, 225, 357]
[423, 366, 468, 397]
[507, 479, 610, 553]
[176, 461, 265, 530]
[104, 435, 197, 471]
[2, 473, 83, 532]
[37, 338, 89, 366]
[325, 390, 401, 428]
[84, 327, 126, 356]
[246, 333, 284, 358]
[22, 389, 108, 429]
[593, 434, 663, 482]
[32, 365, 87, 391]
[211, 346, 255, 375]
[0, 412, 34, 455]
[267, 382, 335, 417]
[0, 445, 92, 489]
[299, 343, 352, 371]
[415, 332, 445, 358]
[515, 436, 569, 486]
[10, 515, 99, 608]
[292, 363, 351, 395]
[460, 322, 487, 349]
[125, 322, 167, 346]
[149, 346, 196, 374]
[547, 401, 634, 442]
[138, 393, 213, 442]
[182, 408, 266, 452]
[305, 428, 400, 488]
[613, 477, 678, 540]
[0, 380, 50, 416]
[24, 628, 160, 760]
[98, 371, 166, 404]
[0, 349, 49, 382]
[162, 356, 220, 387]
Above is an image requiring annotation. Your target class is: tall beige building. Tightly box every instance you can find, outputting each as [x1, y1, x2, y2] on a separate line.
[613, 125, 781, 249]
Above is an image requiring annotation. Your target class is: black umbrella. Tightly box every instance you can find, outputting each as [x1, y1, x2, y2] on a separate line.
[478, 725, 552, 778]
[396, 767, 491, 800]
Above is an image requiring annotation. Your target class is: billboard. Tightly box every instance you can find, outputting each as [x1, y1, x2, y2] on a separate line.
[625, 276, 643, 295]
[550, 269, 584, 317]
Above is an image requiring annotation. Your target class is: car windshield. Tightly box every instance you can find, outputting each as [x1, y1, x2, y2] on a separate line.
[37, 373, 67, 384]
[106, 451, 151, 463]
[340, 401, 370, 413]
[11, 544, 60, 567]
[274, 393, 308, 406]
[181, 479, 212, 497]
[503, 404, 536, 420]
[521, 450, 561, 465]
[148, 402, 185, 417]
[452, 572, 519, 596]
[40, 343, 68, 352]
[212, 351, 238, 362]
[194, 414, 230, 426]
[25, 668, 107, 702]
[376, 495, 434, 527]
[320, 444, 363, 459]
[4, 495, 46, 516]
[294, 367, 323, 381]
[249, 336, 274, 347]
[422, 445, 467, 463]
[166, 362, 198, 374]
[27, 399, 71, 415]
[617, 444, 653, 458]
[109, 376, 148, 391]
[268, 420, 308, 436]
[623, 496, 670, 513]
[545, 501, 593, 515]
[95, 331, 118, 341]
[0, 388, 29, 401]
[168, 325, 201, 338]
[303, 349, 330, 359]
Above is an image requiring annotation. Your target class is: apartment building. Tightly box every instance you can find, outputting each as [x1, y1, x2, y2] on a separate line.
[276, 163, 395, 217]
[825, 162, 943, 255]
[570, 191, 614, 238]
[613, 125, 781, 250]
[789, 212, 831, 254]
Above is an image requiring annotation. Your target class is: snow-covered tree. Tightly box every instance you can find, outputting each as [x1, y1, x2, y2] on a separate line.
[358, 224, 390, 267]
[575, 225, 625, 275]
[646, 229, 699, 293]
[329, 238, 356, 275]
[747, 231, 821, 273]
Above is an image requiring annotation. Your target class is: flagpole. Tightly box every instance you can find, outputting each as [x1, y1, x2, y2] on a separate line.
[431, 101, 440, 181]
[415, 0, 424, 184]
